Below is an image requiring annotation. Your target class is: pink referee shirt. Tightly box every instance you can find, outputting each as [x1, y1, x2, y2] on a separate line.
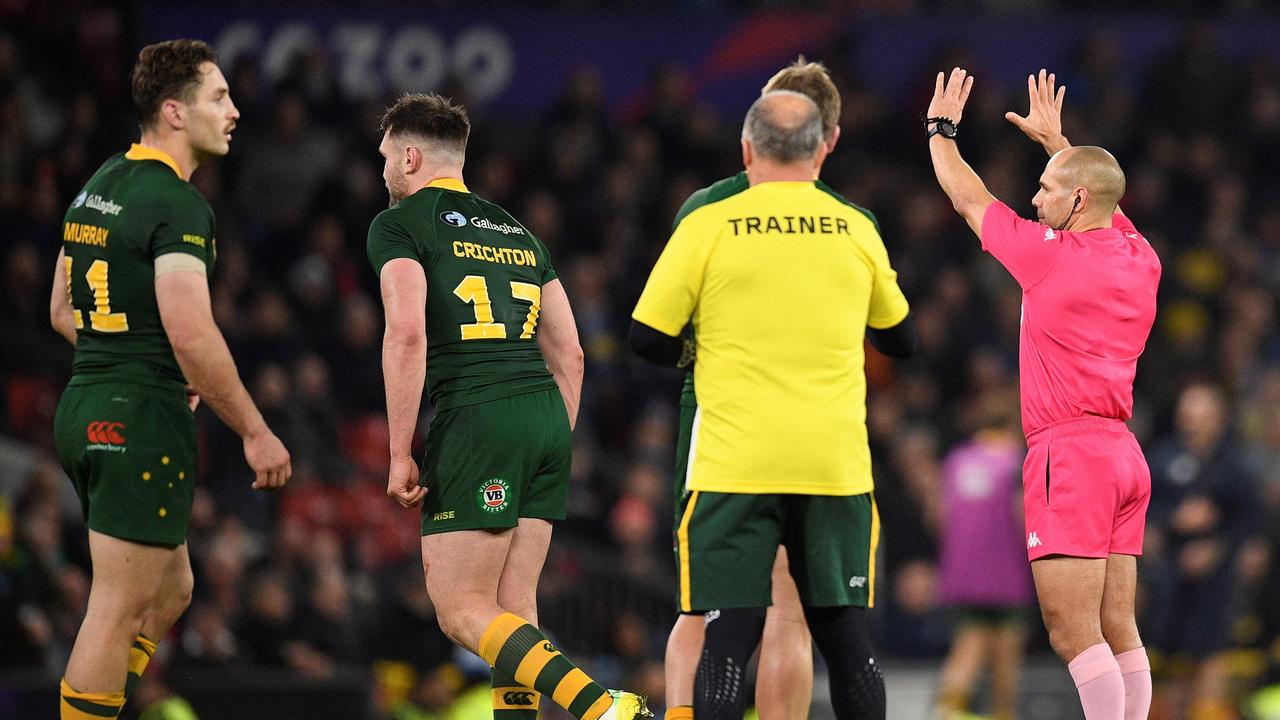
[981, 201, 1161, 436]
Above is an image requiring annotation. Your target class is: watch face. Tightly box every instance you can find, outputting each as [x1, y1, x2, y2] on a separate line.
[940, 123, 957, 137]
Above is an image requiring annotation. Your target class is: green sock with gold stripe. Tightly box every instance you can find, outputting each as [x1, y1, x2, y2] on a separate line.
[60, 678, 124, 719]
[124, 634, 157, 700]
[492, 666, 540, 719]
[479, 613, 611, 720]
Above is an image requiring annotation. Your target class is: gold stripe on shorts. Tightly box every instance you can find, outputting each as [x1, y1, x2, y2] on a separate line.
[677, 490, 700, 612]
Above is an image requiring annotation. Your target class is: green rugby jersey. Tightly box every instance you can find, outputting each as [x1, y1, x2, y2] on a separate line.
[61, 144, 215, 389]
[668, 171, 882, 408]
[367, 178, 559, 411]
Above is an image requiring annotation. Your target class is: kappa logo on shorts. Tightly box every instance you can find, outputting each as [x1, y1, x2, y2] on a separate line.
[849, 576, 867, 589]
[478, 478, 510, 513]
[1027, 532, 1043, 549]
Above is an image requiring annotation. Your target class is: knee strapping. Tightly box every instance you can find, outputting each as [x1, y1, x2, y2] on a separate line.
[694, 608, 766, 720]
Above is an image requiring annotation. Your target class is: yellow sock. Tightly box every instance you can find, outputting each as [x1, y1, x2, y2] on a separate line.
[478, 612, 611, 720]
[60, 678, 124, 720]
[665, 705, 694, 720]
[125, 634, 157, 700]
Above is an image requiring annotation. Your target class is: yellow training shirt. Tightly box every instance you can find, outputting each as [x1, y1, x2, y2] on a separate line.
[632, 181, 909, 495]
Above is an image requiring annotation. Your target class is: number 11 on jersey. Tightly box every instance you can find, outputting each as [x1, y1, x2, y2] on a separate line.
[453, 274, 541, 341]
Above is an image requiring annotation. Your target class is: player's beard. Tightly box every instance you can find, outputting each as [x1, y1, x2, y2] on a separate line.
[387, 171, 408, 207]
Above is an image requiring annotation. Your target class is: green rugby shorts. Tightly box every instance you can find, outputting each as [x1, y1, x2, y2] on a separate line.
[675, 490, 879, 612]
[419, 389, 571, 536]
[53, 380, 197, 547]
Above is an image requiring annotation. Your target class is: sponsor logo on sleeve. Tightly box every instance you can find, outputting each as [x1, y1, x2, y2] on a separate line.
[85, 195, 123, 216]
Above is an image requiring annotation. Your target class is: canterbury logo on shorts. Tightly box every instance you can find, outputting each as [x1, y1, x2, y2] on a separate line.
[86, 421, 126, 445]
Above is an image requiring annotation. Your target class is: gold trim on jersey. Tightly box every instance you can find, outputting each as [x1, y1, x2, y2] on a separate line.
[125, 144, 182, 177]
[427, 177, 469, 193]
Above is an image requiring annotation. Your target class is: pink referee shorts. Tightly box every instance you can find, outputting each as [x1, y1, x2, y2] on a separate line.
[1022, 416, 1151, 562]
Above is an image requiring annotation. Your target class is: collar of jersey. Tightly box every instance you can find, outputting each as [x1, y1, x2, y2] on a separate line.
[426, 177, 469, 193]
[125, 144, 182, 178]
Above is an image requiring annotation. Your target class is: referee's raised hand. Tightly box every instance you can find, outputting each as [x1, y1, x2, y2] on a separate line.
[927, 67, 975, 125]
[1005, 69, 1070, 155]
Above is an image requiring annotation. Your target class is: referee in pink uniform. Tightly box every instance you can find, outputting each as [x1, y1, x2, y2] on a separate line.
[925, 68, 1162, 720]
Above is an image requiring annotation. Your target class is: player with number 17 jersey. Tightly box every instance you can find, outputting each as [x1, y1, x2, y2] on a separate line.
[367, 179, 559, 411]
[367, 178, 567, 536]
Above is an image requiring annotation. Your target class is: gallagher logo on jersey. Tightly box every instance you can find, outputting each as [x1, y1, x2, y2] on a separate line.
[440, 211, 468, 227]
[478, 478, 510, 513]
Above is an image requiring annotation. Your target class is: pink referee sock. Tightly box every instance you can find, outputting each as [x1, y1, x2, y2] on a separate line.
[1114, 647, 1152, 720]
[1068, 643, 1125, 719]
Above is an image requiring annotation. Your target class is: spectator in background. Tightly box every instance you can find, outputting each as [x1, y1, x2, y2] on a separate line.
[1145, 382, 1263, 720]
[934, 395, 1034, 720]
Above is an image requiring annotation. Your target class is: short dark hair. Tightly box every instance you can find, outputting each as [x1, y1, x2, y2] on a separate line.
[378, 93, 470, 155]
[131, 39, 218, 129]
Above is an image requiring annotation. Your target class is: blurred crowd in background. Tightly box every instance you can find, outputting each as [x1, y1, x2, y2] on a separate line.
[3, 2, 1280, 719]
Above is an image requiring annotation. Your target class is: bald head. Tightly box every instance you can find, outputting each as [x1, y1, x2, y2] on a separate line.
[742, 90, 824, 164]
[1048, 145, 1126, 210]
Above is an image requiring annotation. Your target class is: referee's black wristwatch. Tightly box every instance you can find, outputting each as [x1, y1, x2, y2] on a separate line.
[921, 114, 959, 140]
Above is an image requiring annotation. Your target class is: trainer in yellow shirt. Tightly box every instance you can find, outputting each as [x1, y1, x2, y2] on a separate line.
[629, 89, 915, 718]
[634, 146, 909, 498]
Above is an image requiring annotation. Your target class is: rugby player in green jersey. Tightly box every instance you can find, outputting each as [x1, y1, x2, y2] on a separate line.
[367, 93, 650, 720]
[49, 40, 290, 720]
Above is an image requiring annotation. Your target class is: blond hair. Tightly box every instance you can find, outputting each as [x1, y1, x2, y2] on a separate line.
[763, 56, 840, 140]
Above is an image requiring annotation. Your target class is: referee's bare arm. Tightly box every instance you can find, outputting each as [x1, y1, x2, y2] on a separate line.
[926, 67, 995, 237]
